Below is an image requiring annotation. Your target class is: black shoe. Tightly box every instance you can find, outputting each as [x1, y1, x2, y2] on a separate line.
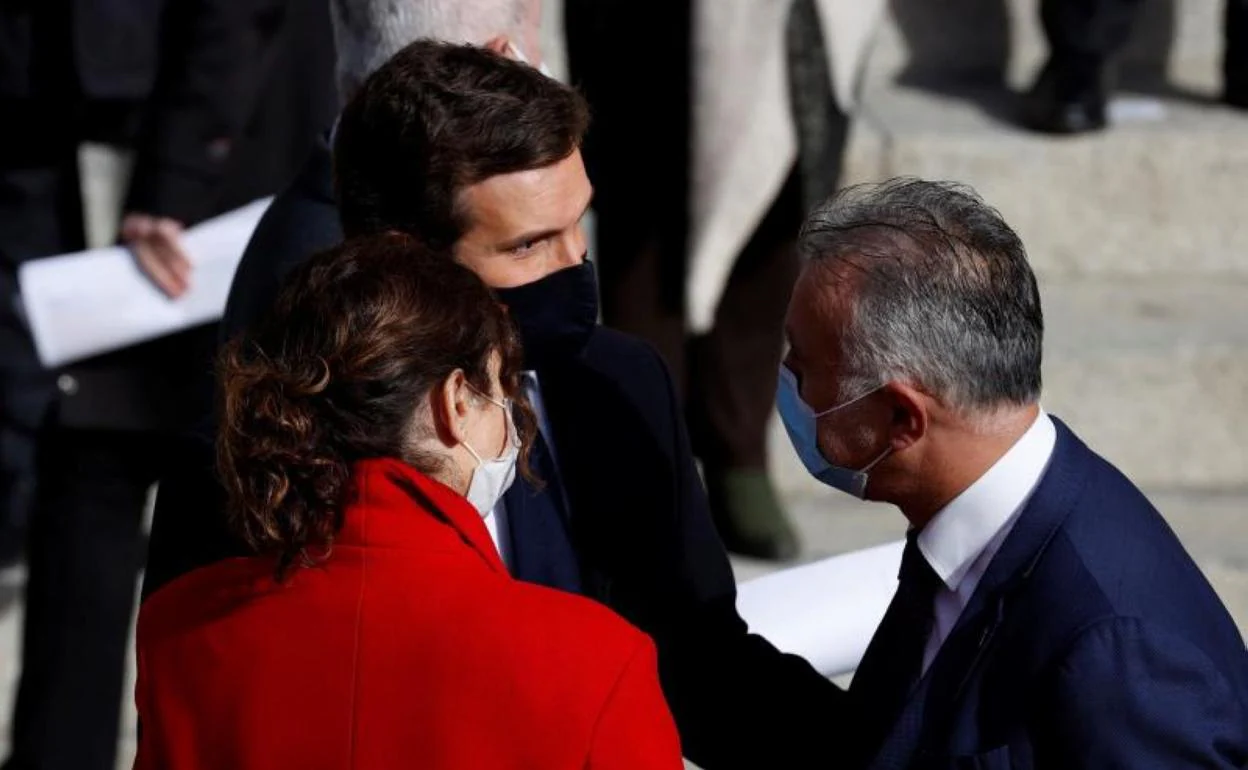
[1021, 59, 1109, 135]
[1225, 88, 1248, 110]
[706, 468, 800, 562]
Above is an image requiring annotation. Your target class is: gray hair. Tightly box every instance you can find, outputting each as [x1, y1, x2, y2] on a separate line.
[799, 178, 1043, 414]
[330, 0, 530, 102]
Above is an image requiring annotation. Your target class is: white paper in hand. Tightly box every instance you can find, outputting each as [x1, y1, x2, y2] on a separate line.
[736, 539, 903, 678]
[19, 197, 272, 367]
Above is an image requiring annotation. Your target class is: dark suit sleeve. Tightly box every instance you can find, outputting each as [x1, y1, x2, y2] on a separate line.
[125, 0, 283, 224]
[1044, 617, 1248, 768]
[217, 166, 343, 345]
[638, 342, 847, 769]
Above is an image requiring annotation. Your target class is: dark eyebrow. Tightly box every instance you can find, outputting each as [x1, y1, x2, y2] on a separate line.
[497, 189, 594, 252]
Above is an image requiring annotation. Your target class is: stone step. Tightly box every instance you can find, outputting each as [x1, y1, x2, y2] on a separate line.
[843, 84, 1248, 279]
[869, 0, 1224, 94]
[768, 276, 1248, 495]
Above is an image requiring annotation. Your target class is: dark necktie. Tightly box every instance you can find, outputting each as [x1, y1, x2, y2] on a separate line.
[504, 428, 582, 595]
[849, 530, 944, 763]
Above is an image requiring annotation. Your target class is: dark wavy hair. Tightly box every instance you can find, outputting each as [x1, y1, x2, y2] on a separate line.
[217, 233, 535, 578]
[333, 38, 591, 246]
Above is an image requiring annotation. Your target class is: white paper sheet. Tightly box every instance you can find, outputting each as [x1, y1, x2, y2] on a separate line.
[736, 540, 903, 678]
[19, 198, 272, 367]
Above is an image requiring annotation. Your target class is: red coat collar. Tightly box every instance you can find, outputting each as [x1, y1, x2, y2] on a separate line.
[336, 458, 507, 576]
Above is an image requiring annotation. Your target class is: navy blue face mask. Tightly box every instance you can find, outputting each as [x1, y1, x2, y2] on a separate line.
[776, 364, 892, 499]
[494, 259, 599, 366]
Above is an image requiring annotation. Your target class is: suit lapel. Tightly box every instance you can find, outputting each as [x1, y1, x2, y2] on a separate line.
[865, 419, 1093, 769]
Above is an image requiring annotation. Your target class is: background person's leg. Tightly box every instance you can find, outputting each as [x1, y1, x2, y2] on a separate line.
[687, 172, 804, 561]
[566, 0, 803, 559]
[687, 0, 850, 561]
[1026, 0, 1147, 132]
[564, 0, 691, 391]
[1039, 0, 1146, 65]
[5, 425, 157, 770]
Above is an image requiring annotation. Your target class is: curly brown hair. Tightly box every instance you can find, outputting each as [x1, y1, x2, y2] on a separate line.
[217, 233, 534, 578]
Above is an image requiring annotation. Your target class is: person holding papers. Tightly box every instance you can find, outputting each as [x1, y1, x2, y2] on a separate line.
[0, 3, 334, 769]
[135, 234, 683, 770]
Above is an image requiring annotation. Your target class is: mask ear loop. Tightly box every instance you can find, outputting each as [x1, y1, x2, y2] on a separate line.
[812, 384, 884, 419]
[860, 444, 893, 474]
[461, 438, 484, 466]
[463, 383, 514, 461]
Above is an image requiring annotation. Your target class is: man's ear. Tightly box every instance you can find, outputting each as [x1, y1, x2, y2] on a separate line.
[484, 35, 512, 58]
[883, 381, 929, 452]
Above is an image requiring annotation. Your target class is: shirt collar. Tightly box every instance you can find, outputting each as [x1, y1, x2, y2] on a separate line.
[918, 409, 1057, 591]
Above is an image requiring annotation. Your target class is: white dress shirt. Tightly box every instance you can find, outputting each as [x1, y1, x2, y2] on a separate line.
[917, 409, 1057, 673]
[482, 372, 560, 570]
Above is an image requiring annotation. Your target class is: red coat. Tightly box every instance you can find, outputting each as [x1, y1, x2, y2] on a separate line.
[135, 458, 683, 769]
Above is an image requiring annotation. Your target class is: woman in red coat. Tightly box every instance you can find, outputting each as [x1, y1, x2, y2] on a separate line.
[134, 234, 683, 769]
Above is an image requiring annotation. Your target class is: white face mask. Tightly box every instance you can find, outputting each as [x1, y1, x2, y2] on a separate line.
[461, 392, 519, 517]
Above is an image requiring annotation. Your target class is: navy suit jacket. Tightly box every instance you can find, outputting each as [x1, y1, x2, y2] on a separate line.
[144, 139, 843, 770]
[853, 418, 1248, 770]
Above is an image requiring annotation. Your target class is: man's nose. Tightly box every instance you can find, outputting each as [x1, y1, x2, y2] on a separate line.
[556, 239, 585, 267]
[560, 223, 588, 266]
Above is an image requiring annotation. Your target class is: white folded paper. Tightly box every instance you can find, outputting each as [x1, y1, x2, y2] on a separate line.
[736, 540, 903, 678]
[19, 197, 273, 367]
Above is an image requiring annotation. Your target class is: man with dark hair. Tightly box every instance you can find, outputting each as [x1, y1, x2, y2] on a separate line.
[780, 177, 1248, 768]
[145, 32, 843, 770]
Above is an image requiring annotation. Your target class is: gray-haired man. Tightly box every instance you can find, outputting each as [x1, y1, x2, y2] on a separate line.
[780, 178, 1248, 768]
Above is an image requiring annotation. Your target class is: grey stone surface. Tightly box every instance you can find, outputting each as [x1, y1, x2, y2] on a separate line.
[843, 86, 1248, 279]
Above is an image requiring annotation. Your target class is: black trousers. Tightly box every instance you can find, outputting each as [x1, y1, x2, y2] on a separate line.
[5, 423, 170, 770]
[1041, 0, 1248, 92]
[566, 0, 826, 472]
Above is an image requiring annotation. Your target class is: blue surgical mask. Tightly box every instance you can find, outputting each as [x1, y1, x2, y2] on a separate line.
[776, 364, 891, 499]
